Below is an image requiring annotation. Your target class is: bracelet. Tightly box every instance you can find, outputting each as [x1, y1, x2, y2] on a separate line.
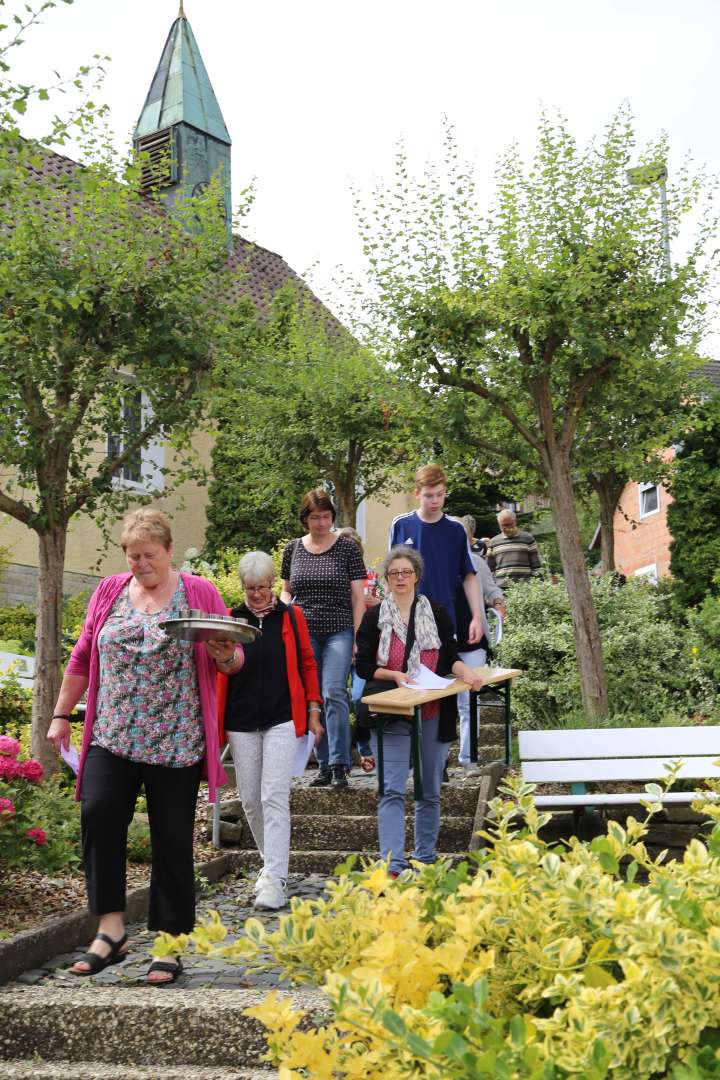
[308, 705, 321, 713]
[218, 652, 238, 670]
[52, 714, 71, 721]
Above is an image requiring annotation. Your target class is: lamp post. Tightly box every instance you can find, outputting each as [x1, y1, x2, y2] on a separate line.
[626, 162, 671, 272]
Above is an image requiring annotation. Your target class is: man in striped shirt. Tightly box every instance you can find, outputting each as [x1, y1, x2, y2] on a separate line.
[487, 509, 542, 587]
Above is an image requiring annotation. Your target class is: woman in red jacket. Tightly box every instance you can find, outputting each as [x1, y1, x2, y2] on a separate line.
[215, 551, 322, 911]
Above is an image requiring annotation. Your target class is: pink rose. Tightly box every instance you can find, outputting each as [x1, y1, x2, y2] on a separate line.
[0, 797, 16, 818]
[26, 827, 47, 845]
[0, 756, 20, 780]
[0, 735, 21, 759]
[18, 759, 44, 784]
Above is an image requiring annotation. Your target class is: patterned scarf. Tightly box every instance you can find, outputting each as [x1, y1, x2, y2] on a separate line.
[377, 593, 441, 674]
[244, 593, 278, 621]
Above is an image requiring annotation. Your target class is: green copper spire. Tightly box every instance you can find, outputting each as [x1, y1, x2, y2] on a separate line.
[133, 9, 232, 237]
[134, 13, 230, 144]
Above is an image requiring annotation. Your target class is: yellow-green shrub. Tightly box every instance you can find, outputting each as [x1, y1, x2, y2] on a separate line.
[155, 780, 720, 1078]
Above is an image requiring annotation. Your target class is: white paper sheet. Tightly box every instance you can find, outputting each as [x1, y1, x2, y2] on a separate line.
[494, 611, 504, 644]
[402, 663, 455, 690]
[60, 740, 80, 775]
[292, 732, 317, 777]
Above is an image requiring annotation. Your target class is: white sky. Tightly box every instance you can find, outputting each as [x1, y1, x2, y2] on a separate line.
[8, 0, 720, 325]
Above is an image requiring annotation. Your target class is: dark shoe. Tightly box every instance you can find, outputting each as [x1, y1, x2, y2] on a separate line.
[146, 957, 183, 985]
[310, 767, 332, 787]
[331, 764, 349, 789]
[70, 932, 128, 976]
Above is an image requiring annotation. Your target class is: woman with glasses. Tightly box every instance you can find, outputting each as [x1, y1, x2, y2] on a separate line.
[216, 551, 323, 910]
[355, 545, 484, 876]
[280, 490, 366, 789]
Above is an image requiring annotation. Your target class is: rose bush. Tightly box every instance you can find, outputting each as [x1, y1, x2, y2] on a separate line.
[0, 736, 80, 875]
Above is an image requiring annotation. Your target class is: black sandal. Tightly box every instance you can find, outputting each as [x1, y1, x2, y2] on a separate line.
[71, 931, 128, 976]
[146, 957, 183, 985]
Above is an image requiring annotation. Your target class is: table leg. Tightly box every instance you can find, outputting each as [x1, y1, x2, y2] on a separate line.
[377, 723, 385, 798]
[469, 689, 479, 764]
[411, 705, 424, 800]
[504, 681, 512, 765]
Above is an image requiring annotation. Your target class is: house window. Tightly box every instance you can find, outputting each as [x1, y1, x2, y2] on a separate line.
[634, 563, 658, 584]
[638, 481, 660, 519]
[107, 388, 164, 493]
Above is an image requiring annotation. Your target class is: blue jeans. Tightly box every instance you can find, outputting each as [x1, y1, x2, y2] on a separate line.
[457, 646, 487, 764]
[371, 715, 445, 874]
[311, 629, 354, 769]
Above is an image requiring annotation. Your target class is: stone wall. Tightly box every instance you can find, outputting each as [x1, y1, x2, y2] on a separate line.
[0, 563, 101, 608]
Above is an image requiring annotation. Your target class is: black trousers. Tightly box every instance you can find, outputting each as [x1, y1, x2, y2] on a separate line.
[81, 745, 202, 935]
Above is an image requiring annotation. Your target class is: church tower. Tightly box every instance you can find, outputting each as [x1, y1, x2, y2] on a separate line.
[133, 3, 232, 233]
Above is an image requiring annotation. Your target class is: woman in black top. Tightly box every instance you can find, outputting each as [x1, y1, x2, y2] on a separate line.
[280, 489, 366, 788]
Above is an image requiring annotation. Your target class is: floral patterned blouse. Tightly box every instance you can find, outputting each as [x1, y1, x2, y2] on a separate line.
[92, 578, 204, 767]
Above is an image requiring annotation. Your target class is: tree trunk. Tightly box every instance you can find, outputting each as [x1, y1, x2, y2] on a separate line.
[547, 450, 609, 719]
[592, 472, 626, 574]
[331, 473, 358, 527]
[31, 525, 67, 775]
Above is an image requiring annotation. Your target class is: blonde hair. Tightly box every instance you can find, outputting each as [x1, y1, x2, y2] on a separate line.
[120, 508, 173, 551]
[415, 463, 446, 490]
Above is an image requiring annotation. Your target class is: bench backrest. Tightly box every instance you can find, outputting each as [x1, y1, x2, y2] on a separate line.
[519, 726, 720, 784]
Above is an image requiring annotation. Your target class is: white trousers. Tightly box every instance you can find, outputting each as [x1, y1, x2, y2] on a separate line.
[226, 721, 296, 881]
[457, 647, 487, 765]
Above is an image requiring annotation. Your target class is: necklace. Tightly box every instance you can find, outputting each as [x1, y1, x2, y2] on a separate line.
[131, 572, 177, 614]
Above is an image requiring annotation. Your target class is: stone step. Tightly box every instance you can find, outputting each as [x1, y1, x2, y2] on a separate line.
[0, 985, 327, 1069]
[0, 1063, 275, 1079]
[226, 848, 472, 875]
[216, 814, 475, 852]
[214, 782, 482, 820]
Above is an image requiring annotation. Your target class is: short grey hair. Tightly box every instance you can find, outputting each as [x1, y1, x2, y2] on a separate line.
[238, 550, 275, 585]
[381, 544, 424, 582]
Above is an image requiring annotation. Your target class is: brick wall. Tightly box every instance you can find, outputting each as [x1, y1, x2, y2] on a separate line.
[613, 480, 674, 580]
[0, 563, 101, 608]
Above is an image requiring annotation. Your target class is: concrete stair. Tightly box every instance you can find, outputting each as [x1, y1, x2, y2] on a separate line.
[0, 985, 326, 1076]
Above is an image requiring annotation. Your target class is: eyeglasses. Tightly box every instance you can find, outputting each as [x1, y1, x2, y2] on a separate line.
[244, 583, 273, 592]
[387, 568, 415, 579]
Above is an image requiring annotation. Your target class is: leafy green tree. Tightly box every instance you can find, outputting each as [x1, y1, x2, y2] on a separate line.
[356, 111, 711, 718]
[0, 2, 250, 769]
[668, 393, 720, 609]
[207, 283, 416, 551]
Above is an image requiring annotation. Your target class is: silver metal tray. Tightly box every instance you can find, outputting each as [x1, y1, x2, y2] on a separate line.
[159, 613, 261, 644]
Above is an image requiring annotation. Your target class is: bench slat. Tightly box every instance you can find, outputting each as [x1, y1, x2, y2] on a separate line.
[519, 727, 720, 761]
[522, 756, 720, 783]
[533, 791, 716, 808]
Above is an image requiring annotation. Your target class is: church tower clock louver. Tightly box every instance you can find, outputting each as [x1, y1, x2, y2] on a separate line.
[133, 2, 232, 236]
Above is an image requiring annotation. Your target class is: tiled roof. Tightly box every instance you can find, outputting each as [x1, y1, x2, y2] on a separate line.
[27, 144, 335, 322]
[700, 360, 720, 390]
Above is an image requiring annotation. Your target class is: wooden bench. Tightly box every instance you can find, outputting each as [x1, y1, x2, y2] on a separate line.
[519, 727, 720, 816]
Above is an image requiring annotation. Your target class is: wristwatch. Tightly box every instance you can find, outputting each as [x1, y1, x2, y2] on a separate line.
[52, 714, 71, 721]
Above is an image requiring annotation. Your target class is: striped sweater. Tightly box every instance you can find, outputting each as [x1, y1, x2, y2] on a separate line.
[487, 529, 541, 585]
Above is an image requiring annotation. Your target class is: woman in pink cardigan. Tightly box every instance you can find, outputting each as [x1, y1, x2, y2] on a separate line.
[46, 509, 241, 985]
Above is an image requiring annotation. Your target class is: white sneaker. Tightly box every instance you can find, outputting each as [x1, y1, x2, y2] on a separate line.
[254, 877, 287, 911]
[252, 866, 268, 894]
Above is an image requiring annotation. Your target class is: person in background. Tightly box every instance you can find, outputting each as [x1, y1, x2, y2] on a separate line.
[47, 508, 237, 985]
[462, 514, 487, 559]
[487, 509, 542, 587]
[280, 490, 366, 789]
[355, 545, 485, 876]
[217, 551, 323, 911]
[337, 526, 380, 773]
[454, 518, 506, 770]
